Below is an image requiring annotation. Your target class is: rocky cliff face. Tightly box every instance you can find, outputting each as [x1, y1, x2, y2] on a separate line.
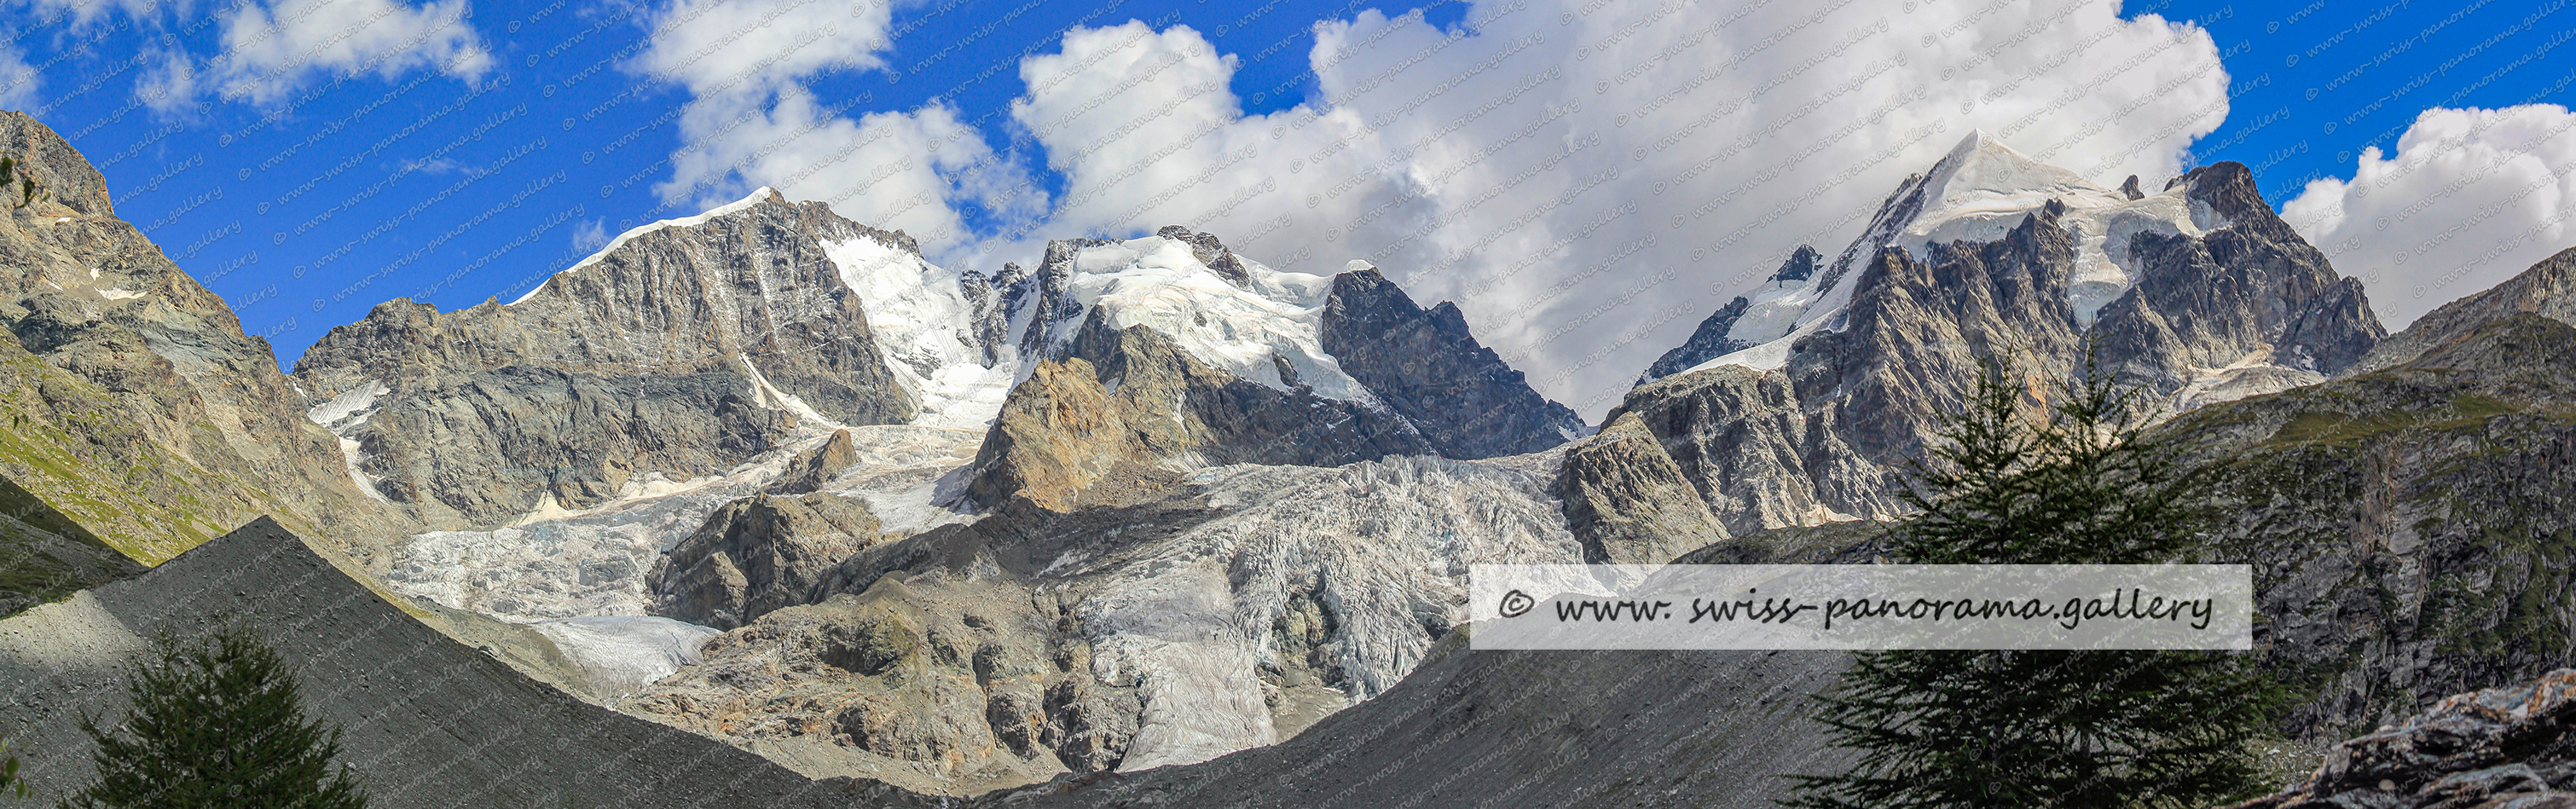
[2162, 311, 2576, 742]
[0, 111, 407, 564]
[967, 310, 1435, 511]
[1318, 267, 1584, 458]
[1561, 133, 2385, 556]
[292, 190, 922, 528]
[650, 490, 883, 630]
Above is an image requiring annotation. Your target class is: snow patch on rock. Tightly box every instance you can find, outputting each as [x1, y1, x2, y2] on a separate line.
[303, 380, 391, 503]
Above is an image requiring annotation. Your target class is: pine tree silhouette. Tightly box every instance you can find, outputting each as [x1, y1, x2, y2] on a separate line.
[1784, 353, 2280, 809]
[58, 624, 367, 809]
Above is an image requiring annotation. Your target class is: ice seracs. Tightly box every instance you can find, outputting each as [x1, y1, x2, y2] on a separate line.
[825, 233, 1020, 428]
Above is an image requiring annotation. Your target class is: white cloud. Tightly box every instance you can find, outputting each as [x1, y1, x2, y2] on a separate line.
[0, 45, 36, 110]
[972, 0, 2228, 416]
[570, 217, 610, 252]
[2281, 104, 2576, 328]
[635, 0, 1034, 252]
[211, 0, 493, 105]
[636, 0, 894, 101]
[659, 87, 1033, 249]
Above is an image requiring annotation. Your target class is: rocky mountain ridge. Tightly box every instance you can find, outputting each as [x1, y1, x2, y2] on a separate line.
[0, 111, 407, 567]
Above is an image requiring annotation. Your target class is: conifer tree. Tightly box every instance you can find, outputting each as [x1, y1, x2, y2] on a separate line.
[58, 625, 367, 809]
[1785, 355, 2279, 809]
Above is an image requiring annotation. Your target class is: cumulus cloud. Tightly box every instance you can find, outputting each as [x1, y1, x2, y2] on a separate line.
[2281, 104, 2576, 328]
[0, 45, 36, 110]
[210, 0, 493, 105]
[634, 0, 1034, 251]
[971, 0, 2228, 414]
[636, 0, 894, 100]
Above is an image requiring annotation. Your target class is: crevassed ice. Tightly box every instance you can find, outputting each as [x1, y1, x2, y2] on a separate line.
[1056, 235, 1375, 403]
[825, 234, 1018, 428]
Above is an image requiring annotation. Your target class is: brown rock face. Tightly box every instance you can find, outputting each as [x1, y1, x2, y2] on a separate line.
[0, 111, 407, 563]
[767, 428, 861, 495]
[650, 491, 883, 630]
[1551, 413, 1722, 564]
[292, 191, 918, 528]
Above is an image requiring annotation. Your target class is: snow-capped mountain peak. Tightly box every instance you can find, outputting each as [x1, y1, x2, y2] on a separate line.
[1682, 130, 2211, 375]
[1037, 231, 1378, 403]
[1892, 130, 2208, 322]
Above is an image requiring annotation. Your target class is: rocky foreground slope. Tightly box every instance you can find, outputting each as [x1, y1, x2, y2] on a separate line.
[2230, 667, 2576, 809]
[0, 517, 931, 808]
[0, 111, 406, 567]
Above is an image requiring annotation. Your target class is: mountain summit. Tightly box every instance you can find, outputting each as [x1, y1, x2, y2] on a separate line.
[1569, 132, 2386, 561]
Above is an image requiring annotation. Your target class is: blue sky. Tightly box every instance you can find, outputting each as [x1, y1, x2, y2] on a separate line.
[5, 0, 2574, 413]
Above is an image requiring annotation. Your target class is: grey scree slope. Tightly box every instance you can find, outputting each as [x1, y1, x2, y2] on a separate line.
[978, 639, 1849, 809]
[0, 517, 932, 809]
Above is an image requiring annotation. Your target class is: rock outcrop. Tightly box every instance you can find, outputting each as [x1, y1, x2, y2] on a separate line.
[649, 490, 883, 630]
[767, 428, 862, 495]
[0, 111, 407, 564]
[965, 309, 1434, 511]
[2230, 668, 2576, 809]
[292, 190, 920, 528]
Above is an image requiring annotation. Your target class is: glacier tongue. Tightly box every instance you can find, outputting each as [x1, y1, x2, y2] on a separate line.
[381, 425, 981, 622]
[1080, 454, 1584, 771]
